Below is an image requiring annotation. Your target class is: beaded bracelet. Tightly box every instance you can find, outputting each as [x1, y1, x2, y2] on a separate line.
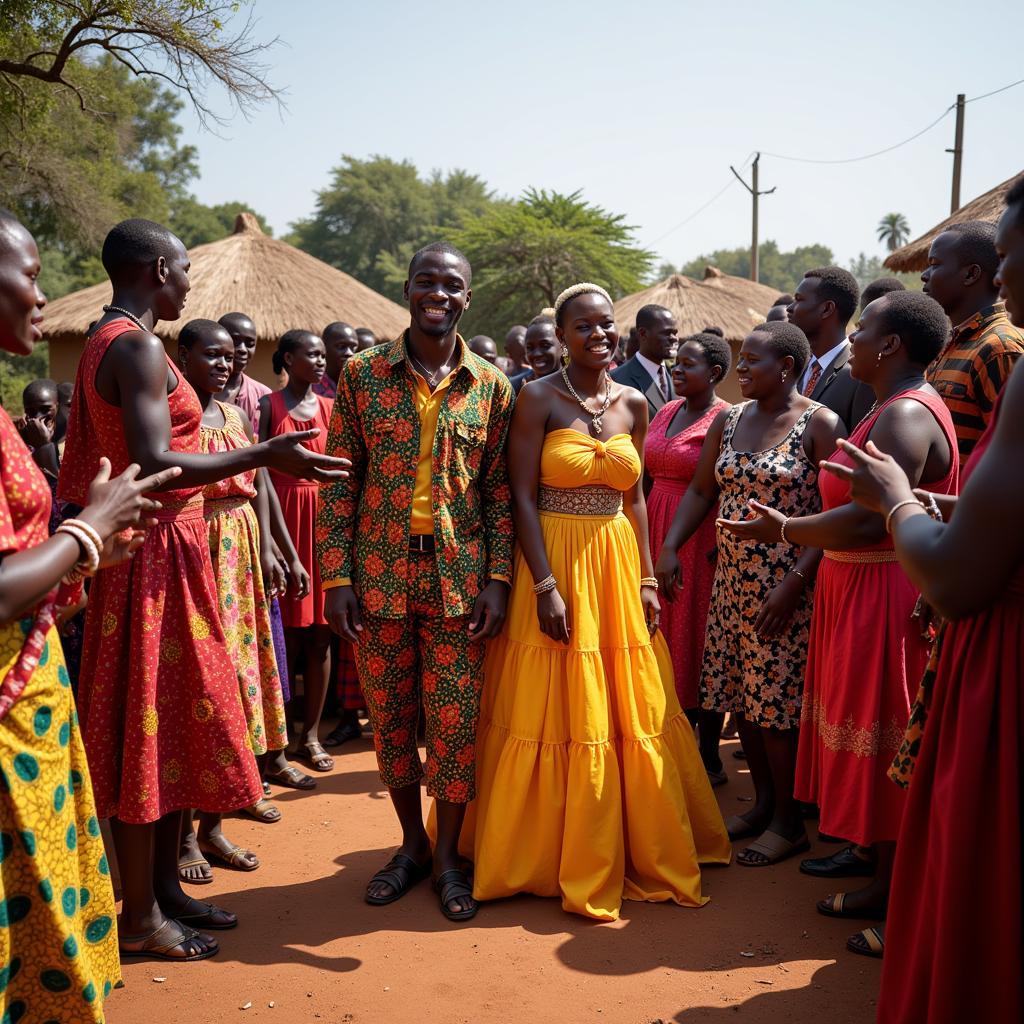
[62, 517, 103, 554]
[532, 574, 557, 595]
[56, 521, 100, 580]
[779, 516, 792, 545]
[640, 577, 659, 590]
[884, 499, 923, 534]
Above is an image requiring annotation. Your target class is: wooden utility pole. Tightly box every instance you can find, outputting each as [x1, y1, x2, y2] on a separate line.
[946, 93, 965, 214]
[731, 153, 776, 282]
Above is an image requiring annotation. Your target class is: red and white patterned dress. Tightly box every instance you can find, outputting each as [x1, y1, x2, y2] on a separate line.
[58, 318, 262, 823]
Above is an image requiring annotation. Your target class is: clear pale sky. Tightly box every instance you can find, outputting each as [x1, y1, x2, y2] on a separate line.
[180, 0, 1024, 271]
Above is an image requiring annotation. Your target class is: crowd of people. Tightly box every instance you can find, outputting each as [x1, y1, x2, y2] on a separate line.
[0, 184, 1021, 1023]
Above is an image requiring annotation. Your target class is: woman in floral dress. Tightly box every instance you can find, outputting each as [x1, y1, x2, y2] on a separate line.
[657, 321, 846, 867]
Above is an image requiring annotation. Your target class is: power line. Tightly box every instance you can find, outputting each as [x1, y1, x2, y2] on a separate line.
[758, 74, 1024, 167]
[648, 152, 755, 245]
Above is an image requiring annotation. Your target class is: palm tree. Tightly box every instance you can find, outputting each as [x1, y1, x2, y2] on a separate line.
[877, 212, 911, 252]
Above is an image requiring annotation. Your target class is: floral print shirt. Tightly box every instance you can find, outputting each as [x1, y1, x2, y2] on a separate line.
[317, 332, 515, 618]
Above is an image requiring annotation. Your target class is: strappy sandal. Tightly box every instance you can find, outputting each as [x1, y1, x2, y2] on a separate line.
[737, 830, 810, 867]
[240, 799, 282, 823]
[817, 892, 887, 920]
[297, 741, 334, 772]
[174, 897, 238, 930]
[434, 868, 478, 922]
[364, 853, 432, 906]
[847, 926, 885, 959]
[119, 919, 218, 962]
[265, 765, 316, 790]
[178, 856, 213, 885]
[198, 839, 259, 872]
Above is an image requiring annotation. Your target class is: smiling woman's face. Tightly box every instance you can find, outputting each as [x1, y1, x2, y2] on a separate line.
[557, 292, 618, 370]
[181, 327, 234, 395]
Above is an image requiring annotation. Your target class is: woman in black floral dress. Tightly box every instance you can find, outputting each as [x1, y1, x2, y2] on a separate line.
[657, 321, 846, 867]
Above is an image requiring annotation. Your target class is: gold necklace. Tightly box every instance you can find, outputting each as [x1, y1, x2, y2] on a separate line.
[561, 364, 612, 434]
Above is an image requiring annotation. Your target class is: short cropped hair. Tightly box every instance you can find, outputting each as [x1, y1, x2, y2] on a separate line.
[179, 318, 227, 350]
[686, 332, 732, 379]
[751, 320, 811, 376]
[1005, 176, 1024, 226]
[553, 282, 613, 326]
[702, 325, 725, 337]
[773, 294, 794, 307]
[636, 304, 672, 330]
[941, 220, 999, 281]
[860, 277, 905, 309]
[408, 241, 472, 284]
[803, 266, 860, 326]
[101, 218, 181, 278]
[873, 291, 950, 367]
[22, 378, 57, 405]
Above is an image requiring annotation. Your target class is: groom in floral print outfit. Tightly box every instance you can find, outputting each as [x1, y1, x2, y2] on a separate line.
[319, 242, 514, 921]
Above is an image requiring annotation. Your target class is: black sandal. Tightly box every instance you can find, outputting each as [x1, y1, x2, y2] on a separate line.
[434, 868, 478, 922]
[323, 720, 362, 747]
[119, 919, 218, 962]
[174, 897, 239, 930]
[364, 853, 432, 906]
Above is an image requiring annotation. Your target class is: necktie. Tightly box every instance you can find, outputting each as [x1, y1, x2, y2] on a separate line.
[658, 365, 670, 401]
[803, 360, 822, 397]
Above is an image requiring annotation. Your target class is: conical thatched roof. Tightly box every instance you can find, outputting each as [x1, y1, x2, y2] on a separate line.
[613, 273, 772, 343]
[42, 212, 409, 345]
[700, 266, 786, 319]
[884, 171, 1023, 273]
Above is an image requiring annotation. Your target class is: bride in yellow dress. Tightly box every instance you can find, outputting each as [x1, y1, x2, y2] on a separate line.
[470, 284, 731, 921]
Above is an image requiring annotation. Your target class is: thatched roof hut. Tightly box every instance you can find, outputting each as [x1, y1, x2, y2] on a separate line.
[700, 266, 784, 317]
[43, 212, 409, 386]
[884, 171, 1023, 273]
[614, 272, 779, 403]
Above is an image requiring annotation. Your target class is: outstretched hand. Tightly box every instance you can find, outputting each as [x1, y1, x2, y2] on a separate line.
[820, 440, 915, 517]
[717, 500, 786, 544]
[264, 429, 351, 482]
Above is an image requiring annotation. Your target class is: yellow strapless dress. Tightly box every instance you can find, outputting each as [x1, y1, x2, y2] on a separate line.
[469, 429, 731, 920]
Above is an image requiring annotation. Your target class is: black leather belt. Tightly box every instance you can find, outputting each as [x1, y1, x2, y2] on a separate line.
[408, 534, 436, 553]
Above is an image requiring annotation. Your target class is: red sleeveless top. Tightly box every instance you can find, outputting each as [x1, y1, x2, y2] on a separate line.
[58, 318, 203, 508]
[819, 388, 959, 552]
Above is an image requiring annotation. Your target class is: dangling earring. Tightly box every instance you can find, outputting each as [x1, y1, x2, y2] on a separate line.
[561, 347, 570, 366]
[876, 351, 883, 365]
[780, 371, 787, 382]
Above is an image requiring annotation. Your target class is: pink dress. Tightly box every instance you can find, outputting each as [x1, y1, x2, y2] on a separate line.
[645, 398, 728, 708]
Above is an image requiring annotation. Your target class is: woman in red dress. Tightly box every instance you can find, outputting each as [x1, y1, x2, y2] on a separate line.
[828, 185, 1024, 1024]
[645, 332, 731, 782]
[719, 291, 957, 956]
[259, 330, 335, 774]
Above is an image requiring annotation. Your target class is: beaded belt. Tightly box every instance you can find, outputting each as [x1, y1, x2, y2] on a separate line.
[825, 549, 899, 564]
[203, 495, 252, 519]
[537, 484, 623, 517]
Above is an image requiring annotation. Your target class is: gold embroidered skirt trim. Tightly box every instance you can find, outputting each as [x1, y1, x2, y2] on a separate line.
[537, 484, 623, 517]
[202, 495, 252, 519]
[825, 549, 898, 564]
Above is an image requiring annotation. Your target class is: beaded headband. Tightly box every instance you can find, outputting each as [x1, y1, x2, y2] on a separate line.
[553, 282, 613, 321]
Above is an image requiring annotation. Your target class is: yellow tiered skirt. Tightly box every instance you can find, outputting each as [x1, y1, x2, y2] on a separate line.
[469, 509, 731, 920]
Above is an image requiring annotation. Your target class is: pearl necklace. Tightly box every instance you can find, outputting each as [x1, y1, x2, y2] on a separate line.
[102, 304, 147, 330]
[561, 363, 612, 435]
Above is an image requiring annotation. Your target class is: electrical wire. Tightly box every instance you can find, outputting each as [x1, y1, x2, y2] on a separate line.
[758, 75, 1024, 166]
[648, 152, 756, 244]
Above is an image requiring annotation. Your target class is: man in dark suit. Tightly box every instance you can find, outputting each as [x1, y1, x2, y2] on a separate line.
[611, 303, 678, 418]
[786, 266, 873, 432]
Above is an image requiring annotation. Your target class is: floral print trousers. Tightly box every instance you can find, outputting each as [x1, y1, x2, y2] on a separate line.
[354, 551, 484, 802]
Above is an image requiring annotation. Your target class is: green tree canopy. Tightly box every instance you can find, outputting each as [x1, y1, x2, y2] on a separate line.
[449, 188, 653, 336]
[290, 156, 497, 297]
[673, 240, 835, 294]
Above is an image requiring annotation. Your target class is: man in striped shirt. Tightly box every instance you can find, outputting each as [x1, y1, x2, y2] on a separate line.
[922, 220, 1024, 457]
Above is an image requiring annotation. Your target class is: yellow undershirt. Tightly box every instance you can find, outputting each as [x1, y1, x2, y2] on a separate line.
[409, 365, 455, 535]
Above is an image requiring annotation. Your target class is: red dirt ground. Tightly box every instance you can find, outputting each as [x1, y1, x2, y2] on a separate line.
[108, 734, 880, 1024]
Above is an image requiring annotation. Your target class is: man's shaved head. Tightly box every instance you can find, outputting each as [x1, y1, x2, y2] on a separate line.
[101, 218, 184, 278]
